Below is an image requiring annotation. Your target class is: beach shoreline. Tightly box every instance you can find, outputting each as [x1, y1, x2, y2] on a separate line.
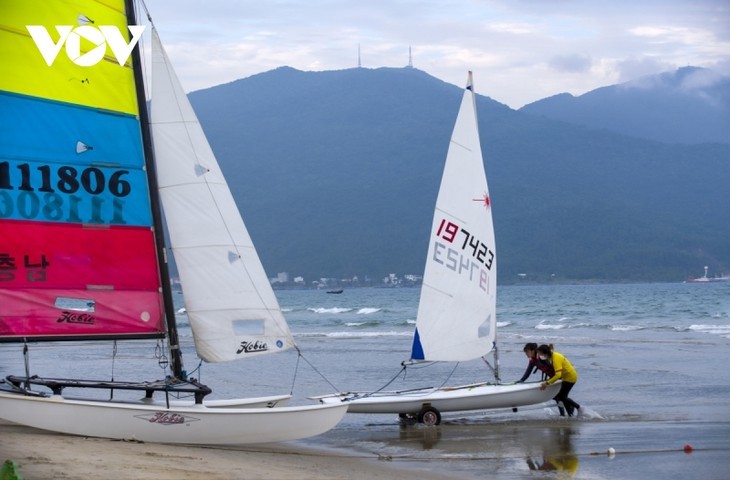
[3, 416, 729, 480]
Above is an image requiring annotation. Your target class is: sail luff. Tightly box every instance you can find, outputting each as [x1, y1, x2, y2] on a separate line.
[410, 71, 497, 362]
[124, 0, 183, 377]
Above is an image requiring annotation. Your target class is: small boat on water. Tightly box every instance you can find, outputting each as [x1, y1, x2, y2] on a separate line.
[326, 289, 344, 294]
[687, 266, 730, 283]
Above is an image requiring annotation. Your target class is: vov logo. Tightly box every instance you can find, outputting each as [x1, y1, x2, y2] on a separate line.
[26, 25, 145, 67]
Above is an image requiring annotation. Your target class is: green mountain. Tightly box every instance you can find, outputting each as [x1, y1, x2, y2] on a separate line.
[187, 66, 730, 284]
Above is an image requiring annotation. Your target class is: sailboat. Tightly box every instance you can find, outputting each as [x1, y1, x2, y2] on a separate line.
[0, 0, 347, 444]
[313, 72, 560, 425]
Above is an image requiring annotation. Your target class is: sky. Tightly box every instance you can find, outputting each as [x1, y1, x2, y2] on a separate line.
[141, 0, 730, 109]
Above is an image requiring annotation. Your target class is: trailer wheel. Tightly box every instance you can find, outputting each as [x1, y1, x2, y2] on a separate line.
[417, 406, 441, 426]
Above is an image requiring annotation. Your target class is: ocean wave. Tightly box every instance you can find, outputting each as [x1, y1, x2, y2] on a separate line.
[307, 307, 353, 314]
[357, 307, 382, 314]
[344, 321, 382, 328]
[610, 325, 643, 331]
[688, 324, 730, 338]
[496, 321, 512, 328]
[297, 331, 412, 338]
[534, 323, 566, 330]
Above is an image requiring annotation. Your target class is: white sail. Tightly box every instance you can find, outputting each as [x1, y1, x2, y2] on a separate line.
[411, 71, 496, 362]
[149, 28, 295, 363]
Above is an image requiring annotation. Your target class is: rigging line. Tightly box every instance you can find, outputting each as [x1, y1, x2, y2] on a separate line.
[290, 350, 302, 395]
[436, 362, 460, 389]
[294, 347, 341, 392]
[353, 365, 408, 399]
[109, 340, 118, 401]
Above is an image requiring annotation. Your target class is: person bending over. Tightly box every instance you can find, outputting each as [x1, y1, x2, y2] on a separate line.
[538, 344, 581, 417]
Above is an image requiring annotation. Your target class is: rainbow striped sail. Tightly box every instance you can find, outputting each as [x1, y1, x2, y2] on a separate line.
[0, 0, 165, 340]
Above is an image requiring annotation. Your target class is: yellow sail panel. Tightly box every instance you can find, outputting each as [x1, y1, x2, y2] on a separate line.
[0, 0, 139, 115]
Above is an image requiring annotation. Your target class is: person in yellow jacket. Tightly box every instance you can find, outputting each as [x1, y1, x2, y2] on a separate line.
[538, 344, 581, 416]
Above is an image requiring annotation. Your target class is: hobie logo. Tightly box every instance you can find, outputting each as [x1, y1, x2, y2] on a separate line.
[26, 25, 145, 67]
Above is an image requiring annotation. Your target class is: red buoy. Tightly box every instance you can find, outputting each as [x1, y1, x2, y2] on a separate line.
[683, 444, 693, 453]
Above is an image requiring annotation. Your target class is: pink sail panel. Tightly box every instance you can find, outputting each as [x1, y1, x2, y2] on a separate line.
[0, 288, 164, 338]
[0, 219, 160, 289]
[0, 219, 165, 338]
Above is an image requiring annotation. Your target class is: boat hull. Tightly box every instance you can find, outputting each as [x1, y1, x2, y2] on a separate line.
[0, 392, 346, 445]
[314, 381, 562, 414]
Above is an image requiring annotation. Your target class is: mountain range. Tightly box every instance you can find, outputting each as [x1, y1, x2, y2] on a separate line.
[186, 66, 730, 284]
[520, 66, 730, 145]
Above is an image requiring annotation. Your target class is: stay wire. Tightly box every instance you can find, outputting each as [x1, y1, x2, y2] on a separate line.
[109, 340, 118, 400]
[293, 347, 340, 393]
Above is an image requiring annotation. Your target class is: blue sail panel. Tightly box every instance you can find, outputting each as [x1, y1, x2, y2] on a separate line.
[0, 93, 152, 227]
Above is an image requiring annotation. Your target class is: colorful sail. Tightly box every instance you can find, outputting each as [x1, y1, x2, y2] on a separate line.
[0, 0, 165, 340]
[149, 28, 296, 363]
[411, 72, 497, 362]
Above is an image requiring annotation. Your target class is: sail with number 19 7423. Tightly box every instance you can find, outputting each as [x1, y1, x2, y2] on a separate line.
[313, 72, 560, 425]
[0, 0, 346, 444]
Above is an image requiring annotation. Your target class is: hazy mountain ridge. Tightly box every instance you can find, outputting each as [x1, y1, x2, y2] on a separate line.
[188, 66, 730, 284]
[519, 67, 730, 145]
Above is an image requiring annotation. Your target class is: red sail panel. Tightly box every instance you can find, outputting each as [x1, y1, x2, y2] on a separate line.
[0, 219, 165, 339]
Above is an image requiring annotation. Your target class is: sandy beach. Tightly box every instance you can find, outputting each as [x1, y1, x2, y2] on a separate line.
[0, 419, 448, 480]
[3, 415, 729, 480]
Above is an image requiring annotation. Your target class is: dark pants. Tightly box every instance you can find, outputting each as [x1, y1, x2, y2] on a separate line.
[554, 381, 580, 416]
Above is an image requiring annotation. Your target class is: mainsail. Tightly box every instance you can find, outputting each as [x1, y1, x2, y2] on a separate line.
[410, 72, 497, 362]
[149, 28, 296, 363]
[0, 0, 165, 340]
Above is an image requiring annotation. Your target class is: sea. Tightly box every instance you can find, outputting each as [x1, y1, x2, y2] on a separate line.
[2, 282, 729, 479]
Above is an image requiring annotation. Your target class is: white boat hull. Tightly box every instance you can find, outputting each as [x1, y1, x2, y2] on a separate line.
[314, 381, 562, 414]
[0, 392, 346, 445]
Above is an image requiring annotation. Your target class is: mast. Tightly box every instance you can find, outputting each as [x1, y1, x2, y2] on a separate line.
[125, 0, 184, 378]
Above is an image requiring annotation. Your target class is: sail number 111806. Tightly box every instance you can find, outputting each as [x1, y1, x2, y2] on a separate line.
[0, 161, 132, 224]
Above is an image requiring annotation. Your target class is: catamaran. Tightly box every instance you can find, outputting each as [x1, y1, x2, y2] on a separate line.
[0, 0, 347, 444]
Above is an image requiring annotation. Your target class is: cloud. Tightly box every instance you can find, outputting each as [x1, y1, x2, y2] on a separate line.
[548, 54, 592, 73]
[143, 0, 730, 109]
[613, 56, 674, 84]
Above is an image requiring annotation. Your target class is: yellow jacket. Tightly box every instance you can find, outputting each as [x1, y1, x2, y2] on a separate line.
[546, 351, 578, 384]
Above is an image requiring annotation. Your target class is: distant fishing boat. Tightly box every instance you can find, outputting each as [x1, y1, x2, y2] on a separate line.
[687, 266, 730, 283]
[326, 289, 344, 294]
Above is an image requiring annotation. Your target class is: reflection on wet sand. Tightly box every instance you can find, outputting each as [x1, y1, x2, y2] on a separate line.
[375, 419, 580, 477]
[398, 421, 443, 450]
[526, 427, 579, 478]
